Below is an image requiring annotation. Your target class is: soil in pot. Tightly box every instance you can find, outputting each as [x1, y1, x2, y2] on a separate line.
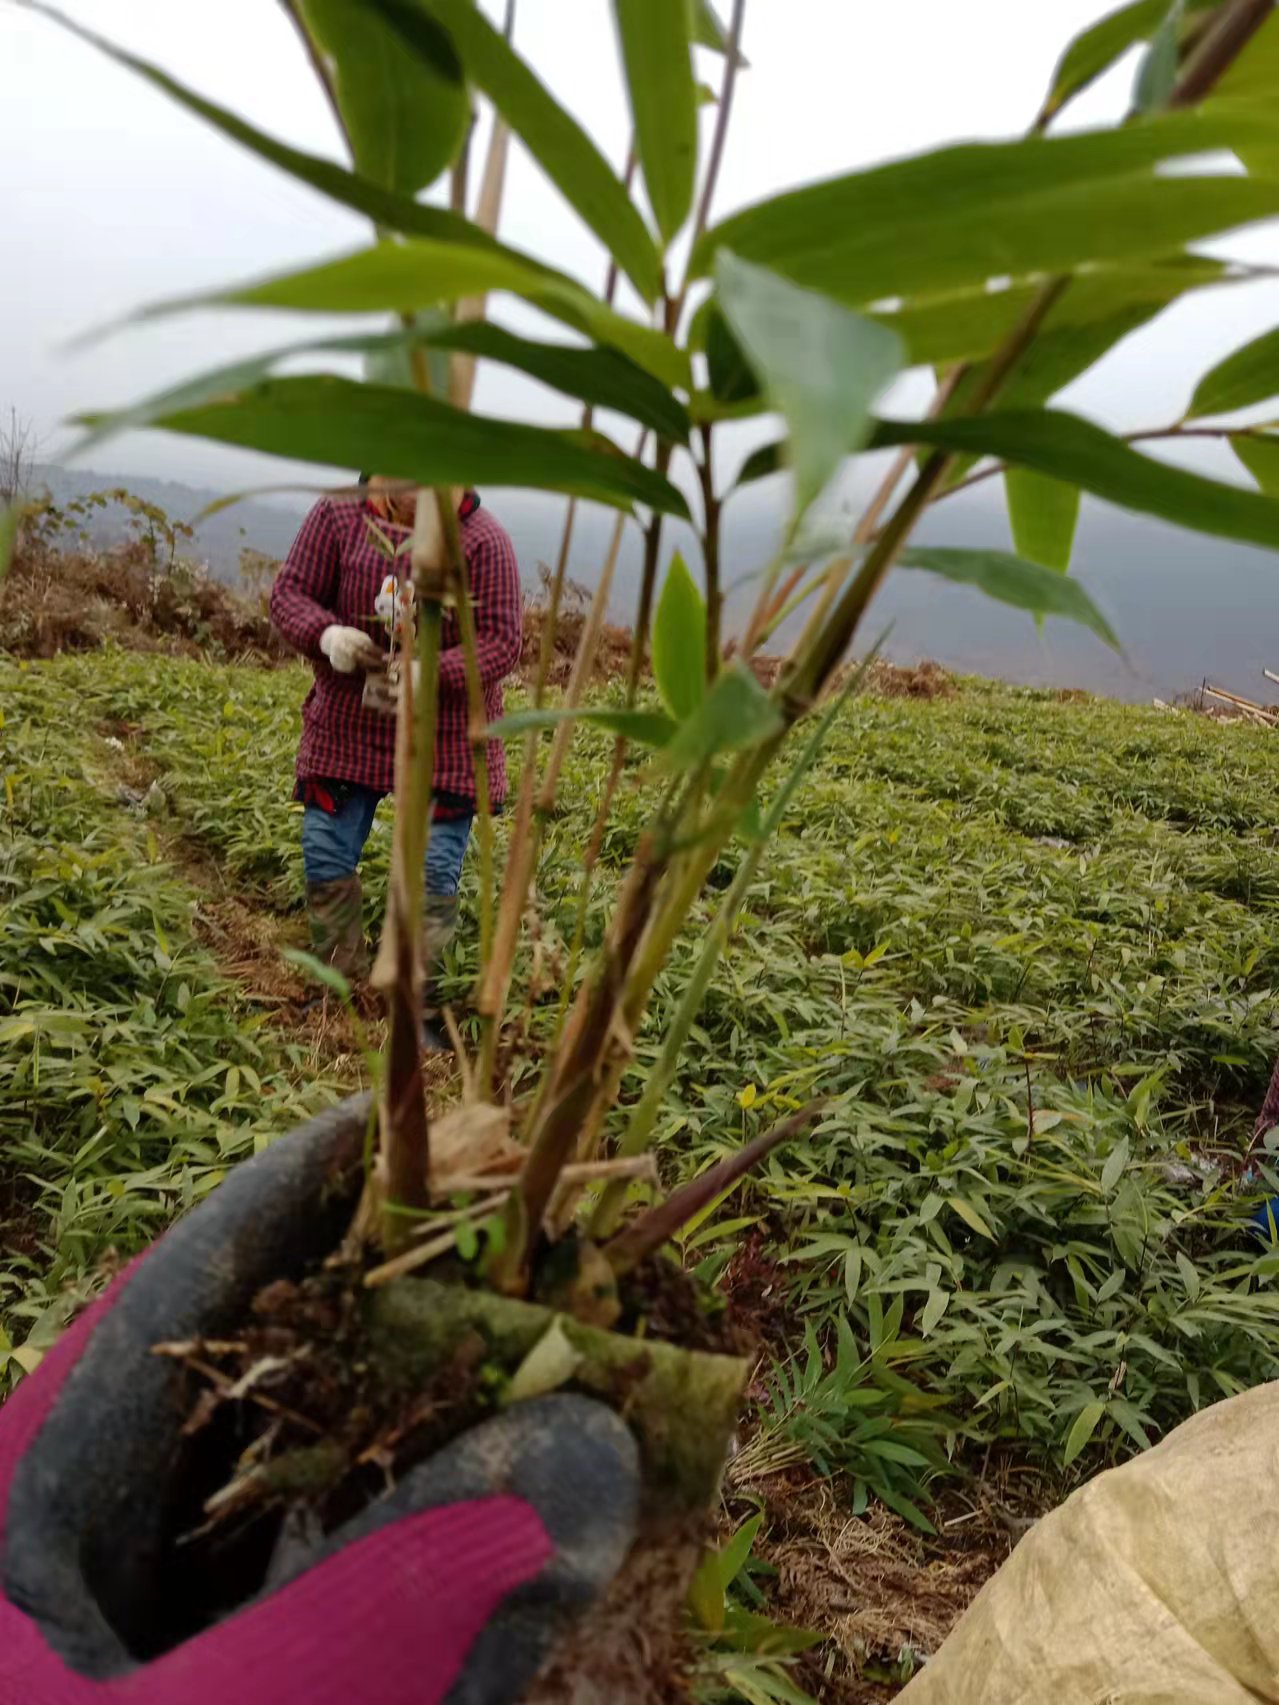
[148, 1246, 750, 1676]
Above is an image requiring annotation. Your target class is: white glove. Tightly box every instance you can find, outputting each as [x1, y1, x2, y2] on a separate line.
[320, 625, 383, 673]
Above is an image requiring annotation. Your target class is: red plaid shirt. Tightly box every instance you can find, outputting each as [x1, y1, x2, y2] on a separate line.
[270, 494, 521, 806]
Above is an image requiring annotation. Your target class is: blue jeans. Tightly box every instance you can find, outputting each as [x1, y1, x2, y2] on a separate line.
[301, 785, 473, 903]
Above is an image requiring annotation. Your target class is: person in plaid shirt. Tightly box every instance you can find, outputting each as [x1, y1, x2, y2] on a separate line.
[270, 480, 521, 1047]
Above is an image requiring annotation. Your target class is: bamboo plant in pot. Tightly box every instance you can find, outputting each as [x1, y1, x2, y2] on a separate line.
[5, 0, 1279, 1696]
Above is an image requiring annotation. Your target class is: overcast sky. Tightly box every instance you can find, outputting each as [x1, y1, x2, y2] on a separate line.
[5, 0, 1278, 500]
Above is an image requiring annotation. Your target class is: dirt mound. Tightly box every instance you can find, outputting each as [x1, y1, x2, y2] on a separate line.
[866, 659, 955, 700]
[1, 538, 282, 661]
[520, 602, 634, 689]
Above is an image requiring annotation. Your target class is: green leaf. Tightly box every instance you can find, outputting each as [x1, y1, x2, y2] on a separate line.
[1062, 1398, 1106, 1466]
[107, 375, 691, 518]
[124, 239, 687, 393]
[1175, 1249, 1201, 1303]
[898, 547, 1117, 649]
[1107, 1396, 1152, 1451]
[1189, 326, 1279, 418]
[920, 1288, 949, 1335]
[662, 662, 783, 771]
[282, 948, 352, 1000]
[690, 0, 748, 65]
[1232, 433, 1279, 494]
[1005, 471, 1082, 574]
[0, 505, 16, 583]
[488, 707, 677, 746]
[692, 106, 1279, 304]
[1101, 1135, 1131, 1195]
[881, 409, 1279, 553]
[715, 252, 903, 519]
[506, 1317, 583, 1402]
[378, 0, 663, 304]
[947, 1196, 996, 1240]
[427, 322, 689, 442]
[687, 1546, 726, 1632]
[300, 0, 468, 193]
[1043, 0, 1173, 118]
[612, 0, 699, 245]
[75, 322, 689, 456]
[1133, 2, 1183, 112]
[717, 1512, 764, 1589]
[652, 553, 708, 719]
[937, 304, 1165, 489]
[886, 256, 1227, 369]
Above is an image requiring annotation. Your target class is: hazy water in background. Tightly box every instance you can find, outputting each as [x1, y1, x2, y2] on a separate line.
[492, 484, 1279, 706]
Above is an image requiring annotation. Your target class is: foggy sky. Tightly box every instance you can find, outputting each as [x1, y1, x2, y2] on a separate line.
[4, 2, 1279, 510]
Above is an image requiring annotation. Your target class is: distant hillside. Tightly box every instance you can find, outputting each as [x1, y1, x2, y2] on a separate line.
[28, 462, 1279, 705]
[31, 465, 307, 581]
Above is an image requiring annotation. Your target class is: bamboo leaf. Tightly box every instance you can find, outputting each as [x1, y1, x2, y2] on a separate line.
[717, 1513, 763, 1589]
[1101, 1136, 1131, 1195]
[488, 707, 677, 746]
[282, 948, 353, 1000]
[692, 106, 1279, 303]
[300, 0, 468, 193]
[102, 375, 691, 518]
[74, 322, 688, 453]
[947, 1196, 996, 1240]
[886, 256, 1227, 369]
[899, 547, 1117, 649]
[1062, 1398, 1106, 1466]
[119, 239, 688, 391]
[1005, 471, 1082, 574]
[652, 553, 708, 719]
[662, 663, 783, 771]
[690, 0, 748, 65]
[376, 0, 663, 304]
[937, 303, 1164, 489]
[920, 1288, 950, 1335]
[1133, 2, 1183, 113]
[429, 322, 690, 441]
[1046, 0, 1168, 116]
[1232, 432, 1279, 494]
[506, 1317, 583, 1402]
[612, 0, 699, 244]
[71, 325, 692, 453]
[687, 1547, 726, 1632]
[1188, 326, 1279, 418]
[715, 252, 903, 519]
[885, 409, 1279, 552]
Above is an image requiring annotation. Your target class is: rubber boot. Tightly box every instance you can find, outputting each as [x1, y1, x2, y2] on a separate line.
[420, 894, 459, 1053]
[305, 873, 369, 992]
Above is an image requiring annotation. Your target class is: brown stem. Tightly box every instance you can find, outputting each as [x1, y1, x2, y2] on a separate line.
[1170, 0, 1275, 105]
[475, 150, 638, 1088]
[697, 426, 723, 680]
[676, 0, 748, 321]
[604, 1102, 825, 1275]
[491, 838, 669, 1290]
[277, 1, 346, 141]
[628, 442, 675, 698]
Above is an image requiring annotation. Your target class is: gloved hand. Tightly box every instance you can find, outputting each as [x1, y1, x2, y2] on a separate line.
[0, 1095, 639, 1704]
[319, 625, 384, 673]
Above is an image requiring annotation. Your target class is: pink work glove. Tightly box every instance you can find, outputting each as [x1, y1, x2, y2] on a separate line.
[0, 1096, 639, 1704]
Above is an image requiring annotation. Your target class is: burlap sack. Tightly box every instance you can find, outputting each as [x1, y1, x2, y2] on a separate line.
[900, 1382, 1279, 1703]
